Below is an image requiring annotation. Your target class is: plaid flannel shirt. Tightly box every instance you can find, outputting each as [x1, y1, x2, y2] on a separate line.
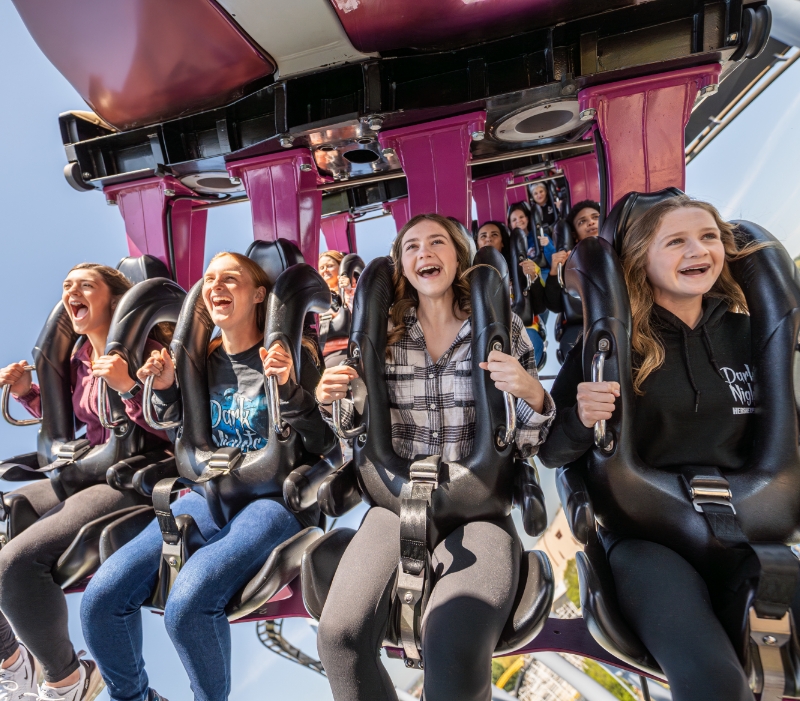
[322, 308, 554, 462]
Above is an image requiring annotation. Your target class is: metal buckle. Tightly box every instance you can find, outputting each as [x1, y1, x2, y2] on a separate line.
[688, 475, 735, 514]
[396, 565, 425, 665]
[56, 439, 91, 463]
[749, 608, 791, 701]
[207, 447, 243, 475]
[162, 540, 183, 599]
[409, 455, 440, 489]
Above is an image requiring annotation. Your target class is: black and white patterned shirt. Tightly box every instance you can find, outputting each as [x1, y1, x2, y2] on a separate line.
[323, 308, 554, 462]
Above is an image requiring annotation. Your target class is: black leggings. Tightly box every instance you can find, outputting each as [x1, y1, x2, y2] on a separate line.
[608, 538, 796, 701]
[317, 507, 520, 701]
[0, 480, 145, 681]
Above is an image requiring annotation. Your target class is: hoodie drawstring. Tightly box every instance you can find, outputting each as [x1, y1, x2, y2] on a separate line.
[680, 327, 702, 412]
[701, 325, 724, 379]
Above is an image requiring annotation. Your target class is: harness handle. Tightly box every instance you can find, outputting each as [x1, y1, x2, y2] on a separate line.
[142, 374, 181, 431]
[1, 365, 41, 427]
[591, 338, 614, 452]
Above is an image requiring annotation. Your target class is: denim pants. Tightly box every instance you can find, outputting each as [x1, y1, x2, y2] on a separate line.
[80, 492, 301, 701]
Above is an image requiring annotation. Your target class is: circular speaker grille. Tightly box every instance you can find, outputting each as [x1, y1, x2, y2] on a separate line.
[495, 101, 581, 142]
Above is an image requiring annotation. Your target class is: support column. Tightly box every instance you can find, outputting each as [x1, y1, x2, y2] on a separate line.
[104, 176, 208, 290]
[554, 152, 601, 204]
[472, 174, 510, 226]
[321, 212, 356, 254]
[579, 64, 720, 209]
[227, 150, 322, 264]
[379, 112, 485, 227]
[387, 197, 410, 233]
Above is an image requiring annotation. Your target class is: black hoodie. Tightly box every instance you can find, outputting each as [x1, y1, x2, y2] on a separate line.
[538, 297, 755, 471]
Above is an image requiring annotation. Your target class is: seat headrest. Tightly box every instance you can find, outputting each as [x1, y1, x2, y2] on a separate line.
[600, 188, 685, 254]
[340, 254, 365, 281]
[245, 239, 304, 287]
[446, 217, 477, 262]
[116, 255, 171, 284]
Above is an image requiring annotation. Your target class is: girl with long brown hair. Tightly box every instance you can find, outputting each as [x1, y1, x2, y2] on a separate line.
[314, 213, 554, 701]
[0, 263, 170, 701]
[539, 195, 778, 701]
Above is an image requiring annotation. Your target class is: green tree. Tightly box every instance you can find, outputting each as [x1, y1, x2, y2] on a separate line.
[582, 659, 638, 701]
[564, 557, 580, 608]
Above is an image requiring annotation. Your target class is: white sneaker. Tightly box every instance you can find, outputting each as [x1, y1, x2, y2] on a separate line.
[0, 645, 41, 701]
[27, 660, 104, 701]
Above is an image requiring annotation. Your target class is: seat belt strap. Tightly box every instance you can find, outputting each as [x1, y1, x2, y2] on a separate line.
[396, 455, 440, 666]
[152, 476, 182, 546]
[318, 313, 332, 350]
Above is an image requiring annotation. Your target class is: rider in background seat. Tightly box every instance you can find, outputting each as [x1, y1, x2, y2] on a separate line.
[318, 251, 348, 367]
[538, 196, 787, 701]
[0, 263, 170, 701]
[80, 252, 333, 701]
[314, 214, 554, 701]
[509, 202, 555, 280]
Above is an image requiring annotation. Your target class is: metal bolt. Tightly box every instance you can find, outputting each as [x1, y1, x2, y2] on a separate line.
[229, 176, 241, 185]
[763, 635, 778, 646]
[106, 199, 117, 206]
[404, 592, 414, 604]
[579, 108, 597, 121]
[382, 147, 396, 158]
[163, 189, 176, 197]
[367, 115, 384, 131]
[598, 338, 610, 352]
[82, 172, 93, 181]
[492, 341, 503, 352]
[404, 659, 414, 668]
[358, 433, 367, 445]
[700, 84, 719, 97]
[471, 131, 485, 141]
[279, 135, 294, 149]
[299, 163, 314, 172]
[728, 32, 739, 43]
[167, 556, 178, 567]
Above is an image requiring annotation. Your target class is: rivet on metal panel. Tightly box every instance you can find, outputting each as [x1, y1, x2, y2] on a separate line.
[579, 108, 597, 121]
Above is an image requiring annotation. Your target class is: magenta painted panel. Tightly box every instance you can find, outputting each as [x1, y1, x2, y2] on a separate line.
[554, 153, 601, 204]
[473, 174, 511, 226]
[579, 64, 720, 209]
[388, 198, 410, 233]
[12, 0, 274, 130]
[105, 176, 209, 289]
[321, 212, 355, 254]
[328, 0, 636, 53]
[228, 150, 323, 265]
[380, 112, 485, 227]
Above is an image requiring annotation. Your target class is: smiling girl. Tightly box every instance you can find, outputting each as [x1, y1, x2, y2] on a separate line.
[539, 196, 768, 700]
[0, 263, 169, 701]
[314, 214, 553, 701]
[80, 252, 333, 701]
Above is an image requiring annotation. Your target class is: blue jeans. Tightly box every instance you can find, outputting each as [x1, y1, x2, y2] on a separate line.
[80, 492, 301, 701]
[526, 328, 545, 367]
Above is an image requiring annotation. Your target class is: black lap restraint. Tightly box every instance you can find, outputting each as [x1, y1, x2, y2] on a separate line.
[684, 469, 799, 700]
[396, 455, 440, 666]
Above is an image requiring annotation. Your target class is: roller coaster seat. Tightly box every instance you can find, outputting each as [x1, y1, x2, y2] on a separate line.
[297, 245, 554, 661]
[319, 254, 365, 353]
[0, 255, 185, 587]
[557, 189, 800, 697]
[551, 220, 574, 252]
[147, 239, 341, 620]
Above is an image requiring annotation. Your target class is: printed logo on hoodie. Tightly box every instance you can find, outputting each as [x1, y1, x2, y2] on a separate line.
[720, 364, 755, 414]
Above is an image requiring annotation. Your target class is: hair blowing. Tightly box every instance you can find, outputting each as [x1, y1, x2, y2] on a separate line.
[387, 213, 473, 347]
[206, 252, 320, 365]
[621, 195, 766, 394]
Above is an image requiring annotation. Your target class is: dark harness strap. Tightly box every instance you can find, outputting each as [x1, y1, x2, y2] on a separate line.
[152, 476, 183, 546]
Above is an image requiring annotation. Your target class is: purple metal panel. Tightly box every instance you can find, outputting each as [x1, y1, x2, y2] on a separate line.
[11, 0, 275, 131]
[228, 151, 323, 265]
[104, 176, 209, 290]
[473, 174, 511, 226]
[379, 112, 485, 227]
[579, 64, 721, 210]
[387, 198, 410, 233]
[321, 213, 356, 254]
[555, 152, 601, 204]
[328, 0, 638, 53]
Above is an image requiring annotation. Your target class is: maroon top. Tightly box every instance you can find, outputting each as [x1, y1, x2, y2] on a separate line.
[15, 339, 168, 446]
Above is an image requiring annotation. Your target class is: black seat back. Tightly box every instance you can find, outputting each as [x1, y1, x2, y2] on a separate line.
[34, 257, 179, 495]
[508, 227, 534, 326]
[347, 246, 516, 543]
[565, 189, 800, 571]
[116, 255, 171, 285]
[508, 201, 539, 263]
[170, 239, 331, 525]
[552, 220, 574, 252]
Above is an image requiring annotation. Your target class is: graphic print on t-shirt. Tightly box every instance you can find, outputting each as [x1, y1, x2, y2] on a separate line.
[210, 387, 269, 452]
[720, 364, 755, 414]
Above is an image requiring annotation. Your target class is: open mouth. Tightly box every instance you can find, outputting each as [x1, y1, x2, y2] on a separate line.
[678, 264, 711, 277]
[69, 300, 88, 320]
[416, 265, 441, 278]
[211, 295, 233, 311]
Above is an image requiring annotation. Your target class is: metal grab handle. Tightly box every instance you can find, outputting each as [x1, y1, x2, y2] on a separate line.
[142, 374, 181, 431]
[267, 374, 291, 438]
[557, 262, 565, 288]
[331, 399, 366, 440]
[97, 378, 127, 429]
[490, 342, 517, 447]
[591, 338, 614, 451]
[1, 364, 41, 426]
